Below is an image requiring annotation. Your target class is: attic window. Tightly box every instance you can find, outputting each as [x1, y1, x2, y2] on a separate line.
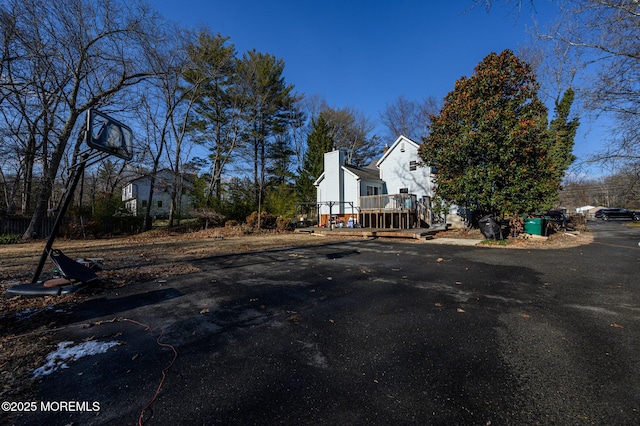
[409, 161, 417, 171]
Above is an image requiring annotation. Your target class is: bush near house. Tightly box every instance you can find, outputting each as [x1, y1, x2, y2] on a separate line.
[246, 211, 277, 229]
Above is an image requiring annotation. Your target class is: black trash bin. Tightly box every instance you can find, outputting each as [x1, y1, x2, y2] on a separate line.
[479, 215, 502, 240]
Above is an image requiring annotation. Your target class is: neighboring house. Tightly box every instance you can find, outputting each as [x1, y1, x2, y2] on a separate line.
[314, 135, 442, 229]
[576, 205, 596, 214]
[122, 169, 194, 218]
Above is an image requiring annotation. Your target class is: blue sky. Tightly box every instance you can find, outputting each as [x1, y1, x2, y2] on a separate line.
[151, 0, 603, 173]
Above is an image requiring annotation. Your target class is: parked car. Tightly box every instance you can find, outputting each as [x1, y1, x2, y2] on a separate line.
[545, 210, 568, 223]
[531, 210, 568, 224]
[594, 208, 640, 221]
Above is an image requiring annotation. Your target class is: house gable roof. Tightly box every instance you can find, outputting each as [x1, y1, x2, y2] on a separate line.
[343, 165, 383, 182]
[313, 172, 325, 187]
[375, 135, 420, 168]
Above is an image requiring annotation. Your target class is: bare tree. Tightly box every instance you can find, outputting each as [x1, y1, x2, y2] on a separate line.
[137, 91, 168, 231]
[321, 105, 380, 166]
[0, 4, 63, 217]
[380, 95, 441, 142]
[149, 27, 199, 228]
[542, 0, 639, 169]
[0, 0, 162, 239]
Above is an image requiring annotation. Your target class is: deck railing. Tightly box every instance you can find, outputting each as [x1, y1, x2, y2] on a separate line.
[359, 194, 417, 211]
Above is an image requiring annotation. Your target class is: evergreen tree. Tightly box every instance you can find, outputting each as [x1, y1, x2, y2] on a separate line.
[236, 50, 300, 211]
[264, 134, 296, 217]
[296, 114, 334, 205]
[548, 88, 578, 183]
[267, 134, 296, 186]
[182, 31, 240, 208]
[420, 50, 556, 218]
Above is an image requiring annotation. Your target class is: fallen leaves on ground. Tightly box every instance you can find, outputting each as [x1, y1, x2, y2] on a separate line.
[0, 229, 351, 402]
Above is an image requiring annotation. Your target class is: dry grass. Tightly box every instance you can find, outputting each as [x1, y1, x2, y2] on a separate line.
[0, 227, 348, 402]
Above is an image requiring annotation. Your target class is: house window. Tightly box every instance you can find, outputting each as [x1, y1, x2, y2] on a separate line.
[399, 188, 409, 194]
[157, 200, 163, 208]
[409, 161, 417, 171]
[366, 186, 379, 196]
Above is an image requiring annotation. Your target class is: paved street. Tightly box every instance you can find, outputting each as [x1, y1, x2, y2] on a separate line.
[13, 220, 640, 425]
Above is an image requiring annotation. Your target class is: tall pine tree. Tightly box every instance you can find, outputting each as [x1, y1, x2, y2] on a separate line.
[236, 50, 300, 212]
[296, 114, 334, 210]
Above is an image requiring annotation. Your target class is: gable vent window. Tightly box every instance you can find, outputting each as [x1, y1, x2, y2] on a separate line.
[409, 160, 417, 171]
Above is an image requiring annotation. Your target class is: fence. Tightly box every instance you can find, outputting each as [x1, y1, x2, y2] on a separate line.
[1, 216, 58, 237]
[1, 215, 144, 238]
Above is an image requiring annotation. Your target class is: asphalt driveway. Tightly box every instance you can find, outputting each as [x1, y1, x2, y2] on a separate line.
[10, 220, 640, 425]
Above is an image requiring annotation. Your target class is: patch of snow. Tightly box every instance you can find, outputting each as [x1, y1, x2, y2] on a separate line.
[33, 340, 121, 378]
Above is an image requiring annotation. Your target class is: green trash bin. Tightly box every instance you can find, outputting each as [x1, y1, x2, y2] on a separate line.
[523, 217, 545, 236]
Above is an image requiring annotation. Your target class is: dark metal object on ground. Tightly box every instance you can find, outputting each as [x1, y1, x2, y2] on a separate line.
[479, 215, 502, 240]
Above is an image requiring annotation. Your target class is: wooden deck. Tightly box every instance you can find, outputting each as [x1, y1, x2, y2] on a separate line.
[295, 225, 447, 240]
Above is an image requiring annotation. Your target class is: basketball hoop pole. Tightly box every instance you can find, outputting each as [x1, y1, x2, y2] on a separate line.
[29, 108, 132, 286]
[31, 153, 90, 284]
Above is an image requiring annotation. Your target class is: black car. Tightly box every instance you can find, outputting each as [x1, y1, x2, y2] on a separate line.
[594, 208, 640, 221]
[545, 210, 568, 223]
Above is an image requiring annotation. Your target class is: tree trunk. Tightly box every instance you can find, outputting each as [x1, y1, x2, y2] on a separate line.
[22, 112, 79, 240]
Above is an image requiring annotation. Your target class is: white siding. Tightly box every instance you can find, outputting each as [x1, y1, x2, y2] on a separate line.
[121, 170, 193, 217]
[317, 150, 347, 215]
[343, 172, 360, 212]
[323, 150, 344, 202]
[316, 137, 437, 219]
[378, 136, 434, 198]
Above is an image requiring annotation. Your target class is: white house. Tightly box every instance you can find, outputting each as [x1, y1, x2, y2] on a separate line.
[314, 135, 442, 229]
[376, 135, 435, 198]
[576, 205, 596, 214]
[122, 169, 194, 218]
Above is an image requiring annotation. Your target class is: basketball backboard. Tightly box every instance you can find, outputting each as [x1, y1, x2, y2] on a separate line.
[86, 109, 134, 160]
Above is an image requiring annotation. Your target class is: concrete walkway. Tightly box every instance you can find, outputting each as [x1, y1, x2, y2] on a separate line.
[297, 225, 482, 245]
[423, 237, 483, 246]
[297, 225, 449, 240]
